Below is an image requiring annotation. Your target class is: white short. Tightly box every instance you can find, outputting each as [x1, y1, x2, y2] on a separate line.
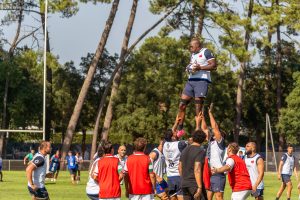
[100, 198, 120, 200]
[129, 194, 154, 200]
[231, 190, 251, 200]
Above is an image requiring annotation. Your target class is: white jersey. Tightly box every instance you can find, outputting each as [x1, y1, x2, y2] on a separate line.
[114, 154, 127, 170]
[207, 136, 225, 168]
[188, 48, 215, 82]
[245, 153, 264, 189]
[151, 148, 165, 178]
[163, 141, 187, 177]
[281, 153, 295, 175]
[28, 152, 47, 188]
[86, 158, 100, 195]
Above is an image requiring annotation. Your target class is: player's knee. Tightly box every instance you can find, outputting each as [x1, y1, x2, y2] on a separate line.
[179, 99, 189, 110]
[194, 99, 204, 106]
[215, 192, 223, 200]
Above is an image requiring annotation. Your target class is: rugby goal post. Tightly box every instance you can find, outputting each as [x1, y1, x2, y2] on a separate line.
[265, 113, 278, 172]
[0, 0, 49, 172]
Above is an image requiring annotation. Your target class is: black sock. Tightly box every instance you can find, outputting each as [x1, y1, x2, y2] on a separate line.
[287, 198, 290, 200]
[275, 198, 279, 200]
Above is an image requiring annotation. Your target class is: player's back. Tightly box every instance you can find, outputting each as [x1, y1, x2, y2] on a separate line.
[98, 155, 121, 198]
[163, 140, 186, 177]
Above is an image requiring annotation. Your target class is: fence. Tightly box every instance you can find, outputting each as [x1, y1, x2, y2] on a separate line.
[262, 151, 300, 172]
[1, 160, 92, 171]
[2, 151, 300, 171]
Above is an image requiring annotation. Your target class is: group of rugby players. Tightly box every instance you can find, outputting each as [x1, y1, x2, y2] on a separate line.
[85, 108, 300, 200]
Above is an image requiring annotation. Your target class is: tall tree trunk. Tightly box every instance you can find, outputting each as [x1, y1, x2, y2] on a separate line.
[0, 77, 9, 158]
[0, 0, 24, 157]
[276, 0, 284, 151]
[101, 0, 139, 141]
[264, 29, 273, 113]
[61, 0, 120, 160]
[197, 0, 206, 37]
[190, 2, 195, 38]
[234, 0, 254, 142]
[40, 2, 52, 142]
[90, 1, 183, 160]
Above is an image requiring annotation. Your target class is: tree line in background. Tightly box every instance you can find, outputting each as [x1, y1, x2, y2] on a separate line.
[0, 0, 300, 159]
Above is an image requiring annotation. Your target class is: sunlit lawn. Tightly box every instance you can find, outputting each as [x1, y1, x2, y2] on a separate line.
[0, 171, 299, 200]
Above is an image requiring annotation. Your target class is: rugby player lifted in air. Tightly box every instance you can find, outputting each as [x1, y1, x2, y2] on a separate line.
[175, 38, 216, 136]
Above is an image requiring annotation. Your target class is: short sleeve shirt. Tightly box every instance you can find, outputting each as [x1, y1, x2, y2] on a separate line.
[180, 145, 205, 187]
[226, 158, 235, 171]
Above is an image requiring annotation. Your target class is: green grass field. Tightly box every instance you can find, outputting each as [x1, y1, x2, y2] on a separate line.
[0, 171, 299, 200]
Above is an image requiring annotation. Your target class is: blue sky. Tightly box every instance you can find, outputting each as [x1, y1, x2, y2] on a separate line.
[1, 0, 251, 67]
[1, 1, 167, 65]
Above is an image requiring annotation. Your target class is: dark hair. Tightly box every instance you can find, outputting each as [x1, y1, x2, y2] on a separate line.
[191, 130, 206, 144]
[164, 129, 173, 142]
[97, 146, 104, 158]
[287, 143, 293, 148]
[102, 141, 113, 154]
[134, 137, 147, 152]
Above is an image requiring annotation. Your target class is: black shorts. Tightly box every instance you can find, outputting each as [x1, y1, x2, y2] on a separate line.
[167, 176, 182, 196]
[183, 80, 209, 98]
[69, 168, 77, 175]
[182, 187, 207, 200]
[28, 186, 49, 200]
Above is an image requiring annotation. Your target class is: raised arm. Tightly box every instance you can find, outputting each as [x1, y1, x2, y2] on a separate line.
[200, 112, 209, 141]
[208, 106, 222, 142]
[172, 114, 181, 133]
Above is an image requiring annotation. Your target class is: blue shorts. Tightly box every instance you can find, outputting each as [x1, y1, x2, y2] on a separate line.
[183, 80, 209, 98]
[156, 179, 168, 194]
[87, 193, 99, 200]
[28, 186, 49, 199]
[210, 173, 226, 192]
[49, 163, 59, 173]
[252, 189, 264, 197]
[167, 176, 182, 196]
[0, 166, 2, 171]
[281, 174, 291, 183]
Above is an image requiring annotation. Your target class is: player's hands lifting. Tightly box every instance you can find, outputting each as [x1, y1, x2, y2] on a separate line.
[208, 103, 213, 113]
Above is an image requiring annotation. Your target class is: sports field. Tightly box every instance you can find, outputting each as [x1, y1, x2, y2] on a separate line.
[0, 171, 299, 200]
